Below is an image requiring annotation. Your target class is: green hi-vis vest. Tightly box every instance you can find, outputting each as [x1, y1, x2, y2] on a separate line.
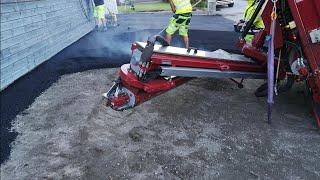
[173, 0, 192, 14]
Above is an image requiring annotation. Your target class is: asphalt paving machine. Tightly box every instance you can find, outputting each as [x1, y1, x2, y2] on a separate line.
[104, 0, 320, 127]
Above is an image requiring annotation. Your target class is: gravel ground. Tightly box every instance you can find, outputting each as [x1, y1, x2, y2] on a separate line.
[1, 68, 319, 179]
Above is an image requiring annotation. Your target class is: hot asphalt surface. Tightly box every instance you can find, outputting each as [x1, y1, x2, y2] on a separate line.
[1, 3, 320, 179]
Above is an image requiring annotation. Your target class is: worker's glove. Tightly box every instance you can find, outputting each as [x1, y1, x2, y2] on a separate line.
[234, 19, 246, 33]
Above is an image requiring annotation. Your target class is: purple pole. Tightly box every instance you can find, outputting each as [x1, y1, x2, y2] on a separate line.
[267, 18, 276, 124]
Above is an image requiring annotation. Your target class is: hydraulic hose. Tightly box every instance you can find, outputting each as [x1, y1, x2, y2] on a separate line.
[284, 40, 303, 58]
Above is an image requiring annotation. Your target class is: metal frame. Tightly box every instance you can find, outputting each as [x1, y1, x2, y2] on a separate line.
[105, 0, 320, 127]
[160, 66, 267, 79]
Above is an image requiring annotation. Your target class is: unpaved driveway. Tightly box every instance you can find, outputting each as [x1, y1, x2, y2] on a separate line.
[1, 68, 319, 179]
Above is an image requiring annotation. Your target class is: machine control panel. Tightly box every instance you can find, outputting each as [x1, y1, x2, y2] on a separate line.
[309, 28, 320, 43]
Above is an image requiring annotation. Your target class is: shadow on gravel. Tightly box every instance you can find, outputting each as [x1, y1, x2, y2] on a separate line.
[0, 29, 241, 163]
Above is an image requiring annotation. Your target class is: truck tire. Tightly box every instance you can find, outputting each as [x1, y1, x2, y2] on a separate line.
[228, 3, 234, 7]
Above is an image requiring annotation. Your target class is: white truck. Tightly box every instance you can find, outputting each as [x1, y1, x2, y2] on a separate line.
[217, 0, 234, 7]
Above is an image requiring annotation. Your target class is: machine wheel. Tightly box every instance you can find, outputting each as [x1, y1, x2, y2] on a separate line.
[254, 75, 295, 97]
[305, 80, 320, 128]
[255, 82, 268, 97]
[255, 46, 298, 97]
[228, 3, 234, 7]
[312, 103, 320, 128]
[238, 84, 244, 89]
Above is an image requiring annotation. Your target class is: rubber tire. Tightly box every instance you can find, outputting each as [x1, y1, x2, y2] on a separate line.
[255, 83, 268, 97]
[254, 75, 295, 97]
[228, 3, 234, 7]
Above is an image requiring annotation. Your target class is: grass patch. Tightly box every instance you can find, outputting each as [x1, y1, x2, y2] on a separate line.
[118, 2, 171, 13]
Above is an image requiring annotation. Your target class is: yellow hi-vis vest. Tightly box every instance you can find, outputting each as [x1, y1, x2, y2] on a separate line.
[243, 0, 264, 42]
[244, 0, 264, 29]
[173, 0, 192, 14]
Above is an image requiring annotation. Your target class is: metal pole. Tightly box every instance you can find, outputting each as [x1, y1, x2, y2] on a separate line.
[207, 0, 216, 15]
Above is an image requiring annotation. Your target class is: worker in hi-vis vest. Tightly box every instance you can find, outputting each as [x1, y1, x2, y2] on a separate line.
[166, 0, 193, 48]
[243, 0, 265, 42]
[93, 0, 107, 31]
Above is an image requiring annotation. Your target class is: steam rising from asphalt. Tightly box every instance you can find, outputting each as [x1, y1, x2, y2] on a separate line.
[76, 30, 165, 60]
[68, 29, 187, 62]
[57, 25, 194, 66]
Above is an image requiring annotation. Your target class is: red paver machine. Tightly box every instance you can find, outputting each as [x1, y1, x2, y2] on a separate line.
[104, 0, 320, 127]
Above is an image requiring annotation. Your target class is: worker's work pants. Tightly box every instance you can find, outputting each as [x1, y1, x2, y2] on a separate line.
[94, 5, 106, 19]
[166, 13, 192, 37]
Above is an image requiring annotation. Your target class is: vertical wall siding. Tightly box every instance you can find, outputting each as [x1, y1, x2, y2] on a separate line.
[0, 0, 95, 90]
